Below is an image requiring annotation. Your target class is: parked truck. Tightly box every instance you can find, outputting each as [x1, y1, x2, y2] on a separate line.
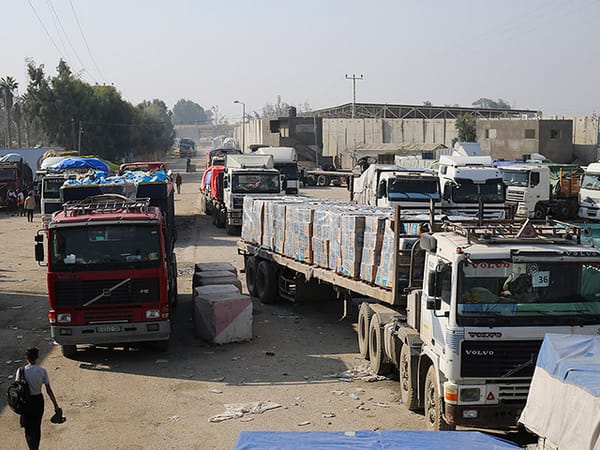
[179, 138, 196, 158]
[500, 163, 581, 219]
[34, 195, 178, 357]
[0, 157, 34, 207]
[352, 164, 440, 210]
[201, 154, 282, 234]
[438, 155, 506, 219]
[578, 162, 600, 221]
[239, 198, 600, 431]
[255, 147, 300, 194]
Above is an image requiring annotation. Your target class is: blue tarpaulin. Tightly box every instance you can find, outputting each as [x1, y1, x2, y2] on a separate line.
[234, 431, 519, 450]
[49, 157, 110, 174]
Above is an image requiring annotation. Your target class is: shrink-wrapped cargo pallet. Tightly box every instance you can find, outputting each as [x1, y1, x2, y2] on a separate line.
[284, 203, 315, 262]
[360, 214, 389, 283]
[340, 214, 365, 278]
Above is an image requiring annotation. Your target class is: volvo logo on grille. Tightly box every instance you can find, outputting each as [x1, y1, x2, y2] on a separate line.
[102, 289, 111, 297]
[468, 332, 502, 338]
[465, 349, 495, 356]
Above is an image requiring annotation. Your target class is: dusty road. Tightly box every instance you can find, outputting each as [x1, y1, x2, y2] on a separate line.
[0, 153, 429, 450]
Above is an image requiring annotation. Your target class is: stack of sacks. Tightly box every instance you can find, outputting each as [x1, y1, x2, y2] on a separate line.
[360, 213, 390, 283]
[284, 203, 315, 262]
[340, 213, 366, 278]
[193, 284, 253, 344]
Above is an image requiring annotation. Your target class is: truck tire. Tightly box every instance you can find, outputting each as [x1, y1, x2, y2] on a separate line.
[368, 314, 391, 375]
[256, 260, 278, 304]
[534, 205, 545, 219]
[226, 223, 238, 235]
[305, 175, 316, 186]
[215, 209, 226, 228]
[316, 175, 329, 186]
[245, 257, 258, 297]
[61, 345, 77, 358]
[399, 344, 419, 411]
[424, 365, 455, 431]
[357, 303, 373, 359]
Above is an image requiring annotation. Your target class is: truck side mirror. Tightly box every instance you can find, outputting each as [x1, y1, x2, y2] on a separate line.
[530, 172, 540, 187]
[34, 240, 44, 263]
[377, 180, 387, 198]
[282, 177, 288, 191]
[443, 185, 451, 201]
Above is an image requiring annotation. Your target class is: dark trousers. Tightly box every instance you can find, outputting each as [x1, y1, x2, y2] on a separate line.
[21, 394, 44, 450]
[26, 209, 34, 222]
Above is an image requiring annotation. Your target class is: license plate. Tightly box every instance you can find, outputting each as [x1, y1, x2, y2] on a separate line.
[96, 325, 122, 333]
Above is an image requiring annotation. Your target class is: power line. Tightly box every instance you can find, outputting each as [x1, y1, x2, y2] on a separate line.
[45, 0, 70, 61]
[27, 0, 66, 61]
[69, 0, 105, 81]
[47, 0, 96, 83]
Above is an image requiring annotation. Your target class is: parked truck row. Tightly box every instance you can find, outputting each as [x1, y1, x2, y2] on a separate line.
[238, 195, 600, 431]
[34, 162, 178, 357]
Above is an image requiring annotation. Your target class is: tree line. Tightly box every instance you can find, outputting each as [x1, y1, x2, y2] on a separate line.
[0, 60, 174, 162]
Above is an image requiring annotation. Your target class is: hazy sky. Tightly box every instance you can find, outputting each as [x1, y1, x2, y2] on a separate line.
[4, 0, 599, 120]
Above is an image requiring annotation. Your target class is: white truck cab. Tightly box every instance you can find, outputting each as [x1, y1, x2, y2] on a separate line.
[353, 164, 440, 210]
[254, 147, 299, 195]
[502, 165, 550, 219]
[579, 162, 600, 220]
[438, 155, 505, 219]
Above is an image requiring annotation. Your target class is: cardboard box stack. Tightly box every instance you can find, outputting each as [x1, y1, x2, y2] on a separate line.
[284, 203, 315, 262]
[312, 209, 331, 268]
[360, 213, 390, 283]
[340, 213, 366, 278]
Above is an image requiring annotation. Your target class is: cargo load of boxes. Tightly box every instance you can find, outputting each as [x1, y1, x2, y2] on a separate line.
[241, 197, 427, 290]
[191, 262, 252, 344]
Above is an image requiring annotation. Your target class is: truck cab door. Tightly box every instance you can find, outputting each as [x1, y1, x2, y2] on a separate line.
[422, 255, 452, 352]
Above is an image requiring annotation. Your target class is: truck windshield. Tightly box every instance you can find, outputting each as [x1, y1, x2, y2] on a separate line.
[0, 167, 17, 181]
[388, 178, 439, 200]
[43, 178, 65, 199]
[502, 171, 529, 187]
[276, 164, 298, 180]
[232, 173, 280, 193]
[50, 224, 161, 272]
[457, 260, 600, 326]
[452, 178, 504, 203]
[582, 174, 600, 191]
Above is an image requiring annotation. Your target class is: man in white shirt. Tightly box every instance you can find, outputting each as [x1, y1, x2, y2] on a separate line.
[16, 347, 61, 450]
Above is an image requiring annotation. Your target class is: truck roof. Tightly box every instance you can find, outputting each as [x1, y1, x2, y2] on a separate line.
[439, 155, 493, 167]
[226, 154, 274, 169]
[255, 147, 297, 162]
[50, 198, 161, 226]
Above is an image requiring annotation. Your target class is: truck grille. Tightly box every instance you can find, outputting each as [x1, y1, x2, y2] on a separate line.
[54, 278, 160, 307]
[83, 306, 135, 323]
[232, 196, 244, 209]
[461, 340, 542, 378]
[506, 190, 525, 202]
[498, 383, 530, 402]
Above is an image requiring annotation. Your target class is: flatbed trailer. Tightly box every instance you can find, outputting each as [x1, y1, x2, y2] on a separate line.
[238, 198, 600, 431]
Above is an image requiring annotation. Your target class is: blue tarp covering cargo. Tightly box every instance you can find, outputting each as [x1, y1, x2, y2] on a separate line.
[234, 430, 519, 450]
[519, 334, 600, 450]
[49, 157, 110, 174]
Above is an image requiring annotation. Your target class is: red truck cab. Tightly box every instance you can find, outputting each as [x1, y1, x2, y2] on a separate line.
[35, 196, 176, 357]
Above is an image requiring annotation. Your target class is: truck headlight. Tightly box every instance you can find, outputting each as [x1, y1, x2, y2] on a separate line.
[146, 309, 160, 319]
[57, 313, 71, 323]
[460, 388, 481, 402]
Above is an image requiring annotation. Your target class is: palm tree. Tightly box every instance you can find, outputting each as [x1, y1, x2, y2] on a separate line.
[0, 76, 19, 148]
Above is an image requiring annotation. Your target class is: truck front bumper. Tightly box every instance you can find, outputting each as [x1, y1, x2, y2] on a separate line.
[445, 403, 524, 428]
[51, 320, 170, 345]
[579, 205, 600, 220]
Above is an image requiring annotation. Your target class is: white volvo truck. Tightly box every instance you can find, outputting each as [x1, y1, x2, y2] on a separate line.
[579, 162, 600, 221]
[239, 207, 600, 431]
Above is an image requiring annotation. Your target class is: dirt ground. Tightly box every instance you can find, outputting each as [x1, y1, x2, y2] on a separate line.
[0, 149, 535, 449]
[0, 151, 432, 450]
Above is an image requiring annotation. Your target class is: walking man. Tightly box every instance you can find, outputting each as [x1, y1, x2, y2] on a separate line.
[175, 172, 182, 194]
[17, 347, 61, 450]
[24, 191, 37, 223]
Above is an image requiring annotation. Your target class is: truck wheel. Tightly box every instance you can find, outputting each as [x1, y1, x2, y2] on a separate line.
[225, 223, 238, 235]
[306, 175, 316, 186]
[245, 257, 258, 297]
[368, 314, 391, 375]
[61, 345, 77, 358]
[399, 344, 419, 411]
[424, 365, 455, 430]
[357, 303, 373, 359]
[256, 260, 278, 304]
[215, 210, 226, 228]
[534, 205, 545, 219]
[316, 175, 328, 186]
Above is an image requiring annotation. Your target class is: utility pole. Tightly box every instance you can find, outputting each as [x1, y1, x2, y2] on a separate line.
[345, 74, 364, 119]
[78, 121, 83, 155]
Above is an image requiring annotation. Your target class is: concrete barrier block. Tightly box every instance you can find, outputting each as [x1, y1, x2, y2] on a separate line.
[192, 271, 242, 293]
[193, 289, 253, 344]
[194, 262, 238, 277]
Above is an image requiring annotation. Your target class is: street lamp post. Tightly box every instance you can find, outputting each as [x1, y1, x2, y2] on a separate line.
[345, 74, 364, 119]
[233, 100, 246, 152]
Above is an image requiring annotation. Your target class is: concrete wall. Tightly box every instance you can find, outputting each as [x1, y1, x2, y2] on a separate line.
[572, 116, 599, 163]
[477, 119, 541, 159]
[539, 120, 573, 163]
